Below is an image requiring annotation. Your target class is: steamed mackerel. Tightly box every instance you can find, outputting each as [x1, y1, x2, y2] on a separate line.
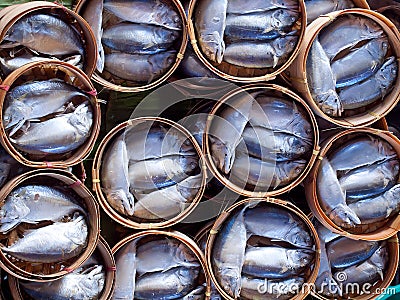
[113, 240, 137, 300]
[227, 0, 298, 14]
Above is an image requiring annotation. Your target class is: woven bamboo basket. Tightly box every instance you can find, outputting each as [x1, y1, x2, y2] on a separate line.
[312, 235, 399, 300]
[304, 128, 400, 241]
[0, 60, 101, 169]
[92, 117, 206, 229]
[187, 0, 306, 83]
[204, 83, 320, 198]
[0, 1, 97, 77]
[75, 0, 188, 93]
[284, 9, 400, 127]
[8, 236, 115, 300]
[112, 229, 211, 299]
[0, 169, 100, 281]
[205, 197, 320, 300]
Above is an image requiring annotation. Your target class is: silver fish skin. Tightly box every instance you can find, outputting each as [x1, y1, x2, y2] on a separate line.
[132, 174, 201, 220]
[10, 102, 93, 155]
[334, 245, 388, 287]
[317, 157, 361, 228]
[82, 0, 105, 73]
[195, 0, 227, 64]
[241, 276, 304, 300]
[0, 185, 85, 233]
[178, 44, 217, 78]
[305, 0, 354, 24]
[113, 240, 137, 300]
[4, 79, 88, 135]
[339, 158, 399, 201]
[136, 238, 199, 276]
[249, 95, 313, 142]
[124, 125, 195, 161]
[339, 56, 398, 110]
[223, 36, 298, 68]
[348, 184, 400, 224]
[244, 204, 313, 248]
[2, 14, 84, 56]
[104, 51, 176, 83]
[319, 14, 384, 60]
[2, 216, 87, 263]
[21, 265, 105, 300]
[128, 155, 198, 191]
[225, 9, 299, 35]
[209, 91, 253, 174]
[227, 0, 298, 14]
[230, 154, 306, 190]
[331, 37, 389, 89]
[134, 267, 199, 300]
[102, 23, 179, 55]
[213, 208, 247, 298]
[179, 285, 205, 300]
[329, 136, 397, 172]
[327, 237, 379, 269]
[101, 135, 135, 216]
[306, 38, 342, 117]
[104, 0, 182, 30]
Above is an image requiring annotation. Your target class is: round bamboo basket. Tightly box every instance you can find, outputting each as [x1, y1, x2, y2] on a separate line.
[285, 9, 400, 127]
[304, 128, 400, 240]
[75, 0, 188, 92]
[187, 0, 306, 83]
[204, 83, 320, 198]
[312, 236, 399, 300]
[0, 169, 100, 281]
[0, 60, 101, 169]
[205, 197, 320, 300]
[92, 117, 206, 229]
[8, 236, 116, 300]
[0, 1, 97, 77]
[112, 230, 211, 299]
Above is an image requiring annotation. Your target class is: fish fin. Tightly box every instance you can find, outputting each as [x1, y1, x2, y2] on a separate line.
[7, 118, 27, 137]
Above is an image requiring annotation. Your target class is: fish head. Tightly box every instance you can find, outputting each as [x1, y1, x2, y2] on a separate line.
[292, 249, 313, 267]
[66, 216, 88, 245]
[369, 246, 388, 270]
[272, 36, 298, 58]
[107, 189, 135, 216]
[219, 267, 241, 298]
[151, 50, 177, 71]
[287, 228, 312, 248]
[209, 136, 230, 173]
[181, 156, 199, 175]
[3, 99, 30, 130]
[0, 196, 30, 223]
[282, 159, 306, 179]
[377, 57, 398, 92]
[154, 1, 182, 30]
[272, 9, 299, 29]
[79, 265, 105, 293]
[3, 19, 31, 44]
[200, 32, 225, 64]
[314, 90, 343, 117]
[286, 136, 306, 156]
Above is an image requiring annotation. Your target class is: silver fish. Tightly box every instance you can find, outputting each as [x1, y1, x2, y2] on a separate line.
[331, 37, 389, 88]
[305, 0, 354, 24]
[104, 51, 176, 83]
[134, 267, 199, 300]
[101, 135, 135, 216]
[348, 184, 400, 224]
[177, 44, 217, 78]
[244, 204, 313, 248]
[241, 276, 304, 300]
[319, 14, 384, 60]
[334, 245, 388, 287]
[128, 155, 198, 191]
[20, 265, 105, 300]
[136, 238, 199, 275]
[329, 136, 397, 172]
[104, 0, 182, 30]
[339, 56, 398, 110]
[306, 38, 342, 117]
[102, 23, 179, 55]
[180, 285, 205, 300]
[339, 158, 399, 201]
[82, 0, 105, 73]
[213, 208, 247, 298]
[4, 79, 88, 135]
[0, 185, 85, 233]
[10, 102, 93, 155]
[195, 0, 227, 64]
[227, 0, 298, 14]
[242, 246, 313, 279]
[327, 237, 379, 269]
[230, 154, 306, 190]
[113, 240, 137, 300]
[316, 157, 361, 228]
[223, 36, 298, 68]
[2, 216, 87, 263]
[1, 14, 84, 56]
[209, 91, 253, 174]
